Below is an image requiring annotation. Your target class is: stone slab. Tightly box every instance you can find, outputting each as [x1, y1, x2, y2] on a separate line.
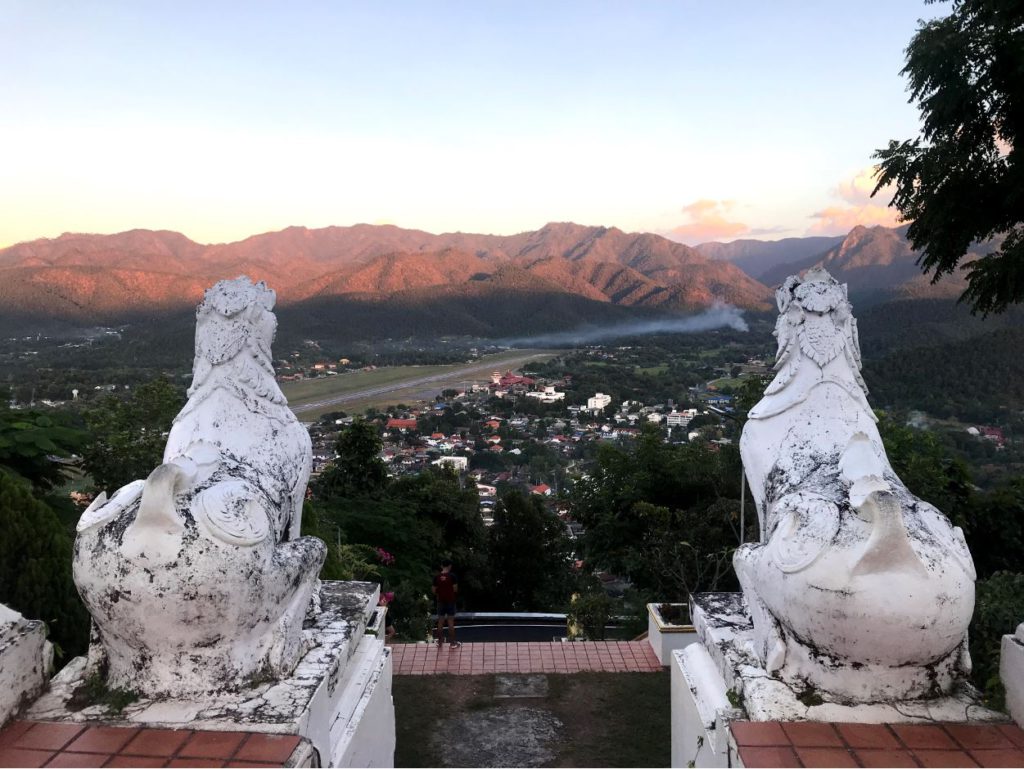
[431, 705, 562, 767]
[494, 675, 549, 699]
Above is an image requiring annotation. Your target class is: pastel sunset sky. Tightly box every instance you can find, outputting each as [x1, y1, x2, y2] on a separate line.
[1, 1, 937, 248]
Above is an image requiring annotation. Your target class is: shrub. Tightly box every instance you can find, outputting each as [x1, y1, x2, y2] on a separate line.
[568, 591, 612, 641]
[970, 571, 1024, 709]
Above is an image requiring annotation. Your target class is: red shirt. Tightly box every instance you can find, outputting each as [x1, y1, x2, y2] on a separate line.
[433, 571, 458, 602]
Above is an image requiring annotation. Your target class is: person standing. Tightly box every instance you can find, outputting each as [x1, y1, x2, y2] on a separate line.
[432, 559, 461, 648]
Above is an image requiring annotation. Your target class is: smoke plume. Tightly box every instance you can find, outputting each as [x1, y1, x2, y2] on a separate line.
[500, 304, 748, 348]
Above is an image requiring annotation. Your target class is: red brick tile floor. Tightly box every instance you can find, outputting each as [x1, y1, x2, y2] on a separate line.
[0, 721, 305, 768]
[388, 640, 663, 675]
[731, 720, 1024, 768]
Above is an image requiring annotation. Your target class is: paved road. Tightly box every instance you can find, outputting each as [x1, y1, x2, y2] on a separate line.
[289, 352, 551, 415]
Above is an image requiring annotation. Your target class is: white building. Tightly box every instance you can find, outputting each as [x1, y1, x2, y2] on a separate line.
[432, 456, 468, 471]
[526, 385, 566, 403]
[587, 392, 612, 413]
[666, 408, 699, 428]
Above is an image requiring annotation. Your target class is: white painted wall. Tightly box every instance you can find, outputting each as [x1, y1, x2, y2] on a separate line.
[671, 645, 736, 769]
[1002, 623, 1024, 728]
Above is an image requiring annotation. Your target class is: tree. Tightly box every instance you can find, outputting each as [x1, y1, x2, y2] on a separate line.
[0, 470, 90, 659]
[873, 0, 1023, 314]
[81, 379, 184, 493]
[971, 571, 1024, 707]
[572, 426, 751, 601]
[315, 420, 389, 498]
[0, 393, 85, 492]
[876, 414, 974, 528]
[487, 490, 573, 611]
[388, 468, 489, 607]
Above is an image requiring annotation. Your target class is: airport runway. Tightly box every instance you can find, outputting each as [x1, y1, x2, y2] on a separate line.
[289, 352, 551, 415]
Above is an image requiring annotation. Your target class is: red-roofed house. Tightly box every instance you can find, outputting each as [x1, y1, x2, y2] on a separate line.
[386, 418, 418, 432]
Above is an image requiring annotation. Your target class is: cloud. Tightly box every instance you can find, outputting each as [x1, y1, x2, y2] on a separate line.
[668, 199, 750, 244]
[807, 166, 901, 235]
[808, 204, 902, 235]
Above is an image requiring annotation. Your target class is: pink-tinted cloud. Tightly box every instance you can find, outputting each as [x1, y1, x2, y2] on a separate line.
[808, 204, 902, 235]
[669, 199, 749, 244]
[807, 166, 901, 235]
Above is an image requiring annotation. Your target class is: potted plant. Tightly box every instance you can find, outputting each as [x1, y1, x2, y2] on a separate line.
[647, 601, 697, 664]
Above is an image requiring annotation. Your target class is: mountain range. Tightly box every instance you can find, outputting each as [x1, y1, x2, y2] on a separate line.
[695, 235, 845, 281]
[0, 221, 981, 338]
[0, 223, 771, 327]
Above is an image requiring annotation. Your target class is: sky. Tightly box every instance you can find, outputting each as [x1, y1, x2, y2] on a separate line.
[0, 1, 941, 248]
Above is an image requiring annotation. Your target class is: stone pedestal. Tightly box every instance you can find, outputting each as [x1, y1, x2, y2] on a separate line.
[28, 581, 394, 767]
[1002, 623, 1024, 727]
[0, 605, 52, 727]
[670, 593, 1005, 768]
[647, 603, 698, 666]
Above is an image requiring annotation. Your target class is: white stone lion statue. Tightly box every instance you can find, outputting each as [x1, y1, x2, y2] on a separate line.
[73, 277, 326, 698]
[735, 268, 976, 703]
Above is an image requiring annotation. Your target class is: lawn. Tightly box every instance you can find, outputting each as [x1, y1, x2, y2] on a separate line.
[393, 672, 670, 768]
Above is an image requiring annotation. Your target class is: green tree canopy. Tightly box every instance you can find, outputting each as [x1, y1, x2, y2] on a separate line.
[308, 425, 489, 635]
[572, 425, 751, 600]
[316, 420, 389, 498]
[873, 0, 1023, 314]
[0, 395, 85, 492]
[488, 490, 574, 611]
[0, 470, 90, 658]
[80, 379, 184, 493]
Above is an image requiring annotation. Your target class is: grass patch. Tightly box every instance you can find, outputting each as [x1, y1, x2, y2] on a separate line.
[706, 376, 743, 390]
[393, 671, 669, 768]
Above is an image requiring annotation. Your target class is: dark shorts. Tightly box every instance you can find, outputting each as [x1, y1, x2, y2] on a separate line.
[436, 601, 457, 617]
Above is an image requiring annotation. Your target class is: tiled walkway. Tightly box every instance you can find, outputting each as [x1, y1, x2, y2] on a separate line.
[0, 721, 305, 768]
[389, 640, 662, 675]
[731, 720, 1024, 768]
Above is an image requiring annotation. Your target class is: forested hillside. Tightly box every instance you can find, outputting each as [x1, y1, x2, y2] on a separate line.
[864, 328, 1024, 423]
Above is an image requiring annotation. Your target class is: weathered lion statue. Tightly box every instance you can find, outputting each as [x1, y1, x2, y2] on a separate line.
[74, 277, 326, 698]
[735, 268, 976, 703]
